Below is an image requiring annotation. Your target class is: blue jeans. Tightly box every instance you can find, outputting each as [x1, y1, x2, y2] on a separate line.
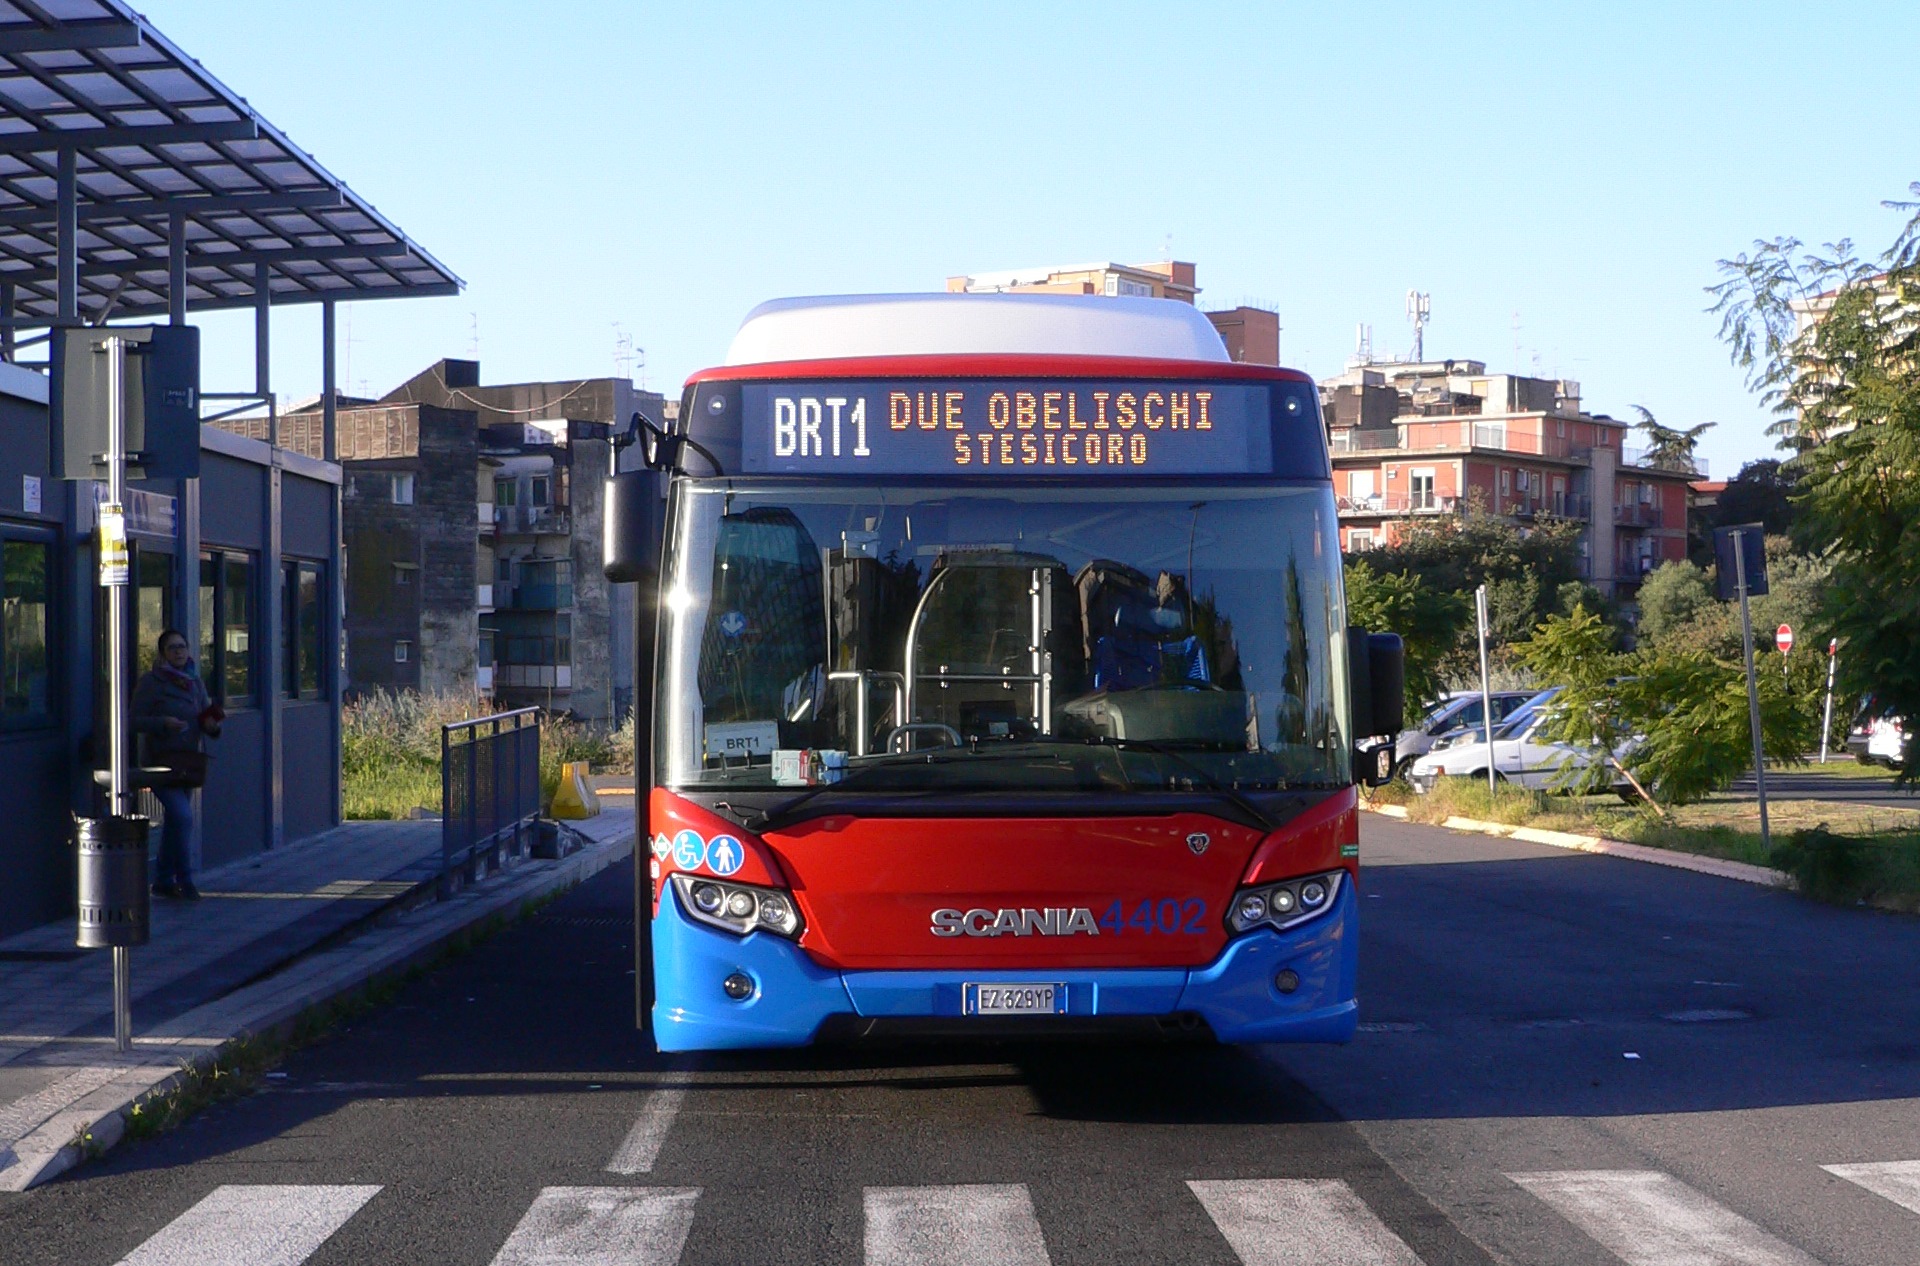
[153, 786, 194, 887]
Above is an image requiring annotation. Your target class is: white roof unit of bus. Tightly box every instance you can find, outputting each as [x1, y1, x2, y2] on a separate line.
[724, 293, 1232, 367]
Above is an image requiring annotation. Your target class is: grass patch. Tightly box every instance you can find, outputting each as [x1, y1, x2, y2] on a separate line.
[1375, 773, 1920, 908]
[342, 690, 637, 820]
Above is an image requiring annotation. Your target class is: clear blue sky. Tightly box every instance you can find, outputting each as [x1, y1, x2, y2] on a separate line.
[161, 1, 1919, 481]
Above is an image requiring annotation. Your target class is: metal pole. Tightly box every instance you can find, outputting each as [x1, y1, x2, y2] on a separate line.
[1821, 640, 1838, 764]
[1734, 532, 1771, 853]
[167, 211, 187, 326]
[1477, 584, 1495, 796]
[1, 280, 13, 362]
[57, 148, 77, 325]
[254, 261, 272, 447]
[105, 334, 133, 1054]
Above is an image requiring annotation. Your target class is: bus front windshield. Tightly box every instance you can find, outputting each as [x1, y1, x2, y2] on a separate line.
[657, 482, 1351, 794]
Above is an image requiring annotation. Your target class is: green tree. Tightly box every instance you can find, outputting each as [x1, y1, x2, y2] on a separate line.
[1343, 559, 1469, 722]
[1710, 185, 1920, 779]
[1635, 560, 1714, 647]
[1630, 405, 1714, 474]
[1518, 606, 1818, 805]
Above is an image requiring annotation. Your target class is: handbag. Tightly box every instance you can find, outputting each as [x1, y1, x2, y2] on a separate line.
[155, 750, 209, 789]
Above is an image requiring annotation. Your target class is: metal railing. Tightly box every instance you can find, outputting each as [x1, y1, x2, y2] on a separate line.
[441, 706, 541, 896]
[1337, 492, 1459, 515]
[1614, 501, 1664, 527]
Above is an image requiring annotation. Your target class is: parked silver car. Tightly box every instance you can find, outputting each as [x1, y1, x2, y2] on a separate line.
[1394, 690, 1536, 772]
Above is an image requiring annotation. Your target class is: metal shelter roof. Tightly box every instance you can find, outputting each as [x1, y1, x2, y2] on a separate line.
[0, 0, 460, 327]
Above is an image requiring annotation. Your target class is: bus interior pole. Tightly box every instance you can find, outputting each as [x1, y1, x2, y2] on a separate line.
[1477, 585, 1494, 796]
[105, 335, 132, 1054]
[1734, 532, 1771, 853]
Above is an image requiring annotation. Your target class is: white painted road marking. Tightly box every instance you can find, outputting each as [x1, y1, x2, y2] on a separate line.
[1823, 1159, 1920, 1217]
[1509, 1169, 1821, 1266]
[606, 1083, 688, 1175]
[489, 1187, 700, 1266]
[114, 1184, 381, 1266]
[1187, 1178, 1425, 1266]
[864, 1183, 1051, 1266]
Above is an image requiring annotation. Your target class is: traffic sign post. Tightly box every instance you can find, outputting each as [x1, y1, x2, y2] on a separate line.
[1777, 624, 1793, 680]
[1722, 527, 1771, 854]
[1821, 638, 1839, 764]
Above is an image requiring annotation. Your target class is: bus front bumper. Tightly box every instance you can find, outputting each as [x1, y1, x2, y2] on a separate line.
[650, 885, 1358, 1052]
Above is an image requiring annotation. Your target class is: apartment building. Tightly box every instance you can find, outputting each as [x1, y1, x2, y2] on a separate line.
[945, 260, 1280, 364]
[264, 360, 665, 723]
[1322, 358, 1695, 595]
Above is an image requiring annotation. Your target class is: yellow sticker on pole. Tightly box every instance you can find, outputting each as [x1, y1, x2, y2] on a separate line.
[98, 502, 128, 587]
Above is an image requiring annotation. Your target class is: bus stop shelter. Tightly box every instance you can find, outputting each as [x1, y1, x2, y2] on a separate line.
[0, 0, 462, 936]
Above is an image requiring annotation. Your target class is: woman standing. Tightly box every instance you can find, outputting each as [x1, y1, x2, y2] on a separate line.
[131, 628, 222, 900]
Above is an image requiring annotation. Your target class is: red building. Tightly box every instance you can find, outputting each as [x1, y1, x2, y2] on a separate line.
[1323, 358, 1696, 597]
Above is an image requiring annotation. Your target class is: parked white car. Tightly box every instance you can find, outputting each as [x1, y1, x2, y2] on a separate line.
[1867, 714, 1910, 768]
[1407, 696, 1628, 794]
[1394, 690, 1535, 771]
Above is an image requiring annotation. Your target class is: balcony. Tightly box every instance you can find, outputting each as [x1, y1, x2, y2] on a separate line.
[1330, 419, 1593, 461]
[1337, 492, 1459, 516]
[1614, 501, 1663, 528]
[496, 504, 571, 536]
[1621, 446, 1709, 478]
[493, 664, 572, 689]
[510, 582, 573, 611]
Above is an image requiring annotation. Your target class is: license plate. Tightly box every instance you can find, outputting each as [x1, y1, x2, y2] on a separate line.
[963, 983, 1066, 1016]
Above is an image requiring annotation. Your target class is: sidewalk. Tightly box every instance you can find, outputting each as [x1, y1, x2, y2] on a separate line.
[0, 803, 637, 1192]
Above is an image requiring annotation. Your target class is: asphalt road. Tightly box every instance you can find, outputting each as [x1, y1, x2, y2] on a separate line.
[6, 816, 1920, 1265]
[1733, 767, 1919, 810]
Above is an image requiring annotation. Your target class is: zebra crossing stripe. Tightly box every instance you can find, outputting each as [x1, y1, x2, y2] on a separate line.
[607, 1084, 688, 1175]
[1187, 1178, 1424, 1266]
[1508, 1169, 1821, 1266]
[864, 1183, 1051, 1266]
[1823, 1159, 1920, 1217]
[113, 1184, 381, 1266]
[489, 1187, 700, 1266]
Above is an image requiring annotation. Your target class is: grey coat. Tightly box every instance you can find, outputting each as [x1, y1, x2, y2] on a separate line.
[132, 662, 215, 758]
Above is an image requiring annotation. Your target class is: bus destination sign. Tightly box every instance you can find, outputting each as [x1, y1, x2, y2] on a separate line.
[738, 380, 1274, 476]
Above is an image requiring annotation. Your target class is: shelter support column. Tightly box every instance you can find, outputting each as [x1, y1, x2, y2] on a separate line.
[57, 147, 76, 324]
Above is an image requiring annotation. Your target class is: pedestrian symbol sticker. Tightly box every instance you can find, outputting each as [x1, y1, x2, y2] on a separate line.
[706, 834, 744, 877]
[651, 833, 673, 860]
[671, 830, 706, 869]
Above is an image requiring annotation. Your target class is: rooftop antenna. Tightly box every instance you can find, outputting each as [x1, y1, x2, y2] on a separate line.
[1347, 323, 1374, 370]
[1406, 290, 1430, 362]
[1161, 232, 1173, 262]
[1511, 311, 1522, 373]
[468, 311, 479, 360]
[613, 323, 635, 383]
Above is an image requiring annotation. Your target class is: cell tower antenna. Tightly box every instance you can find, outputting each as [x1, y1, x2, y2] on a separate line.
[1348, 322, 1374, 370]
[1406, 290, 1430, 362]
[468, 311, 479, 360]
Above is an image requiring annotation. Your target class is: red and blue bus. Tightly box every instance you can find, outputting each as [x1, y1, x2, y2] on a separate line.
[611, 293, 1401, 1052]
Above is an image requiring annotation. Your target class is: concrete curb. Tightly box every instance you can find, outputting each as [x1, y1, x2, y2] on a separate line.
[0, 824, 634, 1193]
[1359, 800, 1791, 888]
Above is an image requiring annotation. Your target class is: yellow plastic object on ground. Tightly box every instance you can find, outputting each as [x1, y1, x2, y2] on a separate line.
[550, 761, 602, 819]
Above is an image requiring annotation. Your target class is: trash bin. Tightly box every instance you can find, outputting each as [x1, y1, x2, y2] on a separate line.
[76, 815, 151, 949]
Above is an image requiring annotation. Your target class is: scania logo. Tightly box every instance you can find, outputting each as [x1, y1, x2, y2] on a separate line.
[1186, 832, 1211, 856]
[930, 907, 1100, 937]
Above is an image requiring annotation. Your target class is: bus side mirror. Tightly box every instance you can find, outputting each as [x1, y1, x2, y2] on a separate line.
[1367, 632, 1405, 738]
[603, 469, 654, 583]
[1349, 628, 1405, 787]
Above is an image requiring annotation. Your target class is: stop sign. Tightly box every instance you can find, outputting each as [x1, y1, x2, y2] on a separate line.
[1776, 624, 1794, 654]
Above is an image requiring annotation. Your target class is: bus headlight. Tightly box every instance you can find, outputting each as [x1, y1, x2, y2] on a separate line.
[671, 873, 805, 939]
[1225, 870, 1344, 935]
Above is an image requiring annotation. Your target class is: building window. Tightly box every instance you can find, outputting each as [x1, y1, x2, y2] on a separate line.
[394, 639, 411, 664]
[282, 560, 325, 700]
[493, 476, 518, 508]
[1347, 530, 1375, 551]
[1, 536, 53, 727]
[393, 562, 416, 587]
[1499, 468, 1512, 496]
[1115, 277, 1153, 297]
[391, 473, 416, 505]
[199, 549, 255, 707]
[530, 475, 550, 507]
[1409, 470, 1436, 510]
